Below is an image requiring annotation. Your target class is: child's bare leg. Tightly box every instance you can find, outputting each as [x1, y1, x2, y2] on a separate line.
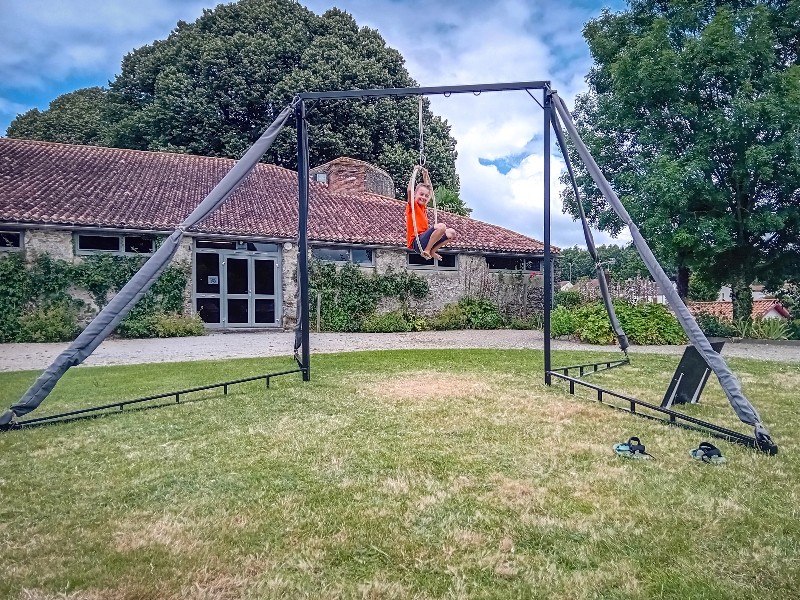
[423, 225, 446, 257]
[431, 228, 457, 260]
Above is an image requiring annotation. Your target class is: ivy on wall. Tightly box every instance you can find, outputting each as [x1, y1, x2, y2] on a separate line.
[0, 253, 199, 342]
[309, 261, 429, 332]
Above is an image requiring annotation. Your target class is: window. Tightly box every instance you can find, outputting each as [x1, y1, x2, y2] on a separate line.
[486, 255, 541, 272]
[0, 231, 22, 251]
[196, 240, 279, 252]
[407, 251, 458, 270]
[76, 233, 155, 255]
[312, 245, 374, 265]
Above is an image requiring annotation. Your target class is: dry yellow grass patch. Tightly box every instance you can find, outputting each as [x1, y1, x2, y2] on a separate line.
[358, 578, 410, 599]
[488, 475, 548, 509]
[450, 528, 487, 548]
[113, 512, 203, 554]
[365, 371, 494, 403]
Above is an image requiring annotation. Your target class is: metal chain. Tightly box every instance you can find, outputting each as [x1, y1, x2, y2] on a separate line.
[418, 96, 425, 166]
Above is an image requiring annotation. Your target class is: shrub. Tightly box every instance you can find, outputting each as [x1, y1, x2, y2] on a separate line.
[507, 314, 544, 330]
[615, 301, 687, 345]
[789, 319, 800, 341]
[457, 297, 504, 329]
[550, 305, 577, 337]
[0, 253, 29, 342]
[429, 297, 505, 331]
[429, 304, 468, 330]
[695, 313, 736, 338]
[310, 262, 430, 332]
[18, 301, 82, 343]
[117, 313, 206, 339]
[155, 313, 206, 338]
[554, 290, 582, 309]
[116, 314, 160, 339]
[573, 302, 617, 345]
[362, 311, 414, 333]
[750, 318, 790, 341]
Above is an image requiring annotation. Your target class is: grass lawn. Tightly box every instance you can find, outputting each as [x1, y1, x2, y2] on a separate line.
[0, 349, 798, 599]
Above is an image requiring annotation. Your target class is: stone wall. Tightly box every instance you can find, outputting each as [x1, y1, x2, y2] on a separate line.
[281, 242, 299, 328]
[373, 248, 544, 318]
[17, 228, 546, 329]
[23, 229, 73, 263]
[19, 228, 194, 316]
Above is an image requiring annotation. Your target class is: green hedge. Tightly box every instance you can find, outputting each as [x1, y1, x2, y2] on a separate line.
[0, 253, 196, 342]
[550, 300, 688, 345]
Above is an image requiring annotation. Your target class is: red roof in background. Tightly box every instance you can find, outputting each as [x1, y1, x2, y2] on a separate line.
[688, 300, 791, 321]
[0, 138, 550, 254]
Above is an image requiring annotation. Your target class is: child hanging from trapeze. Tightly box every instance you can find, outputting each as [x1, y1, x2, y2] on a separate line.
[405, 166, 457, 260]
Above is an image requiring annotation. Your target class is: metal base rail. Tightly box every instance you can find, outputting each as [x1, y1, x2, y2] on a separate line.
[4, 369, 303, 431]
[548, 370, 775, 453]
[551, 357, 630, 378]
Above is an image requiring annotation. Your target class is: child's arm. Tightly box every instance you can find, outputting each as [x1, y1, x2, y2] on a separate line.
[408, 165, 420, 202]
[421, 167, 432, 187]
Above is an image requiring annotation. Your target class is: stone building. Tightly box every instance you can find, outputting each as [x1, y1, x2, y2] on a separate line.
[0, 138, 556, 329]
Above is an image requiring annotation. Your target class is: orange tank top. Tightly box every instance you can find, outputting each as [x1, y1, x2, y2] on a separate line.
[405, 201, 428, 248]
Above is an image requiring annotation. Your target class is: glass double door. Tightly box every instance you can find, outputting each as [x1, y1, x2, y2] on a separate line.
[195, 252, 279, 327]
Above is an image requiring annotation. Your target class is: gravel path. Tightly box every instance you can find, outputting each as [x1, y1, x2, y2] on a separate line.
[1, 330, 799, 372]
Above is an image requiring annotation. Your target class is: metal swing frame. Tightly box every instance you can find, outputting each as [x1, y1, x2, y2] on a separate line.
[5, 81, 775, 452]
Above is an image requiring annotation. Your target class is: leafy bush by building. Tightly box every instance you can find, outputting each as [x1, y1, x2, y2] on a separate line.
[17, 300, 82, 342]
[572, 302, 617, 345]
[0, 252, 195, 342]
[507, 314, 544, 330]
[615, 301, 687, 345]
[554, 290, 582, 309]
[362, 311, 415, 333]
[695, 313, 737, 338]
[551, 300, 687, 345]
[429, 297, 504, 331]
[550, 305, 577, 338]
[310, 261, 430, 332]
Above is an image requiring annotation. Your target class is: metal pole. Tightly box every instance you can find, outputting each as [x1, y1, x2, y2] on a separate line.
[296, 100, 311, 381]
[543, 88, 552, 384]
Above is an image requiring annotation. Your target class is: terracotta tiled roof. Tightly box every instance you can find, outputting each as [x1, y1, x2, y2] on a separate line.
[688, 300, 790, 321]
[0, 138, 550, 254]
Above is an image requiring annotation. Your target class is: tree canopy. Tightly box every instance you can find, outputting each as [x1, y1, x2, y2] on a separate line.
[559, 244, 660, 282]
[561, 0, 800, 320]
[7, 0, 460, 201]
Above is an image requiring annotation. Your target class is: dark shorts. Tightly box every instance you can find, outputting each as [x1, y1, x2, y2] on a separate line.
[411, 227, 449, 254]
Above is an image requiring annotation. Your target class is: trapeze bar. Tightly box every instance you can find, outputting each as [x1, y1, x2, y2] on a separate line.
[298, 81, 551, 101]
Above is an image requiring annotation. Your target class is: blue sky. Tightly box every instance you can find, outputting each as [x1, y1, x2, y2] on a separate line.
[0, 0, 629, 248]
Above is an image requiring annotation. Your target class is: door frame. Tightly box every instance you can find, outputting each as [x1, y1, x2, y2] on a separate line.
[192, 240, 283, 329]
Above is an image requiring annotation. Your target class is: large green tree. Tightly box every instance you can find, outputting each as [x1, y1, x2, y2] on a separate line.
[7, 0, 459, 201]
[561, 0, 800, 320]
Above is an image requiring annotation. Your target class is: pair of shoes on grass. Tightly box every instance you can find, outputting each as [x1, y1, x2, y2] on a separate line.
[689, 441, 727, 464]
[613, 437, 727, 464]
[613, 436, 654, 459]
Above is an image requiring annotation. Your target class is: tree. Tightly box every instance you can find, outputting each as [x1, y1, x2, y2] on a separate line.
[7, 0, 460, 201]
[433, 186, 471, 217]
[688, 272, 721, 302]
[558, 243, 666, 282]
[7, 87, 112, 146]
[562, 0, 800, 321]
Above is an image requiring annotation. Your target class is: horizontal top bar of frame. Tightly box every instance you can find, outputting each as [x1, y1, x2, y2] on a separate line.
[298, 81, 551, 100]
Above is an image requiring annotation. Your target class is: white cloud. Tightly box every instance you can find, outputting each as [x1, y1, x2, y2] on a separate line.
[0, 0, 630, 249]
[0, 0, 208, 89]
